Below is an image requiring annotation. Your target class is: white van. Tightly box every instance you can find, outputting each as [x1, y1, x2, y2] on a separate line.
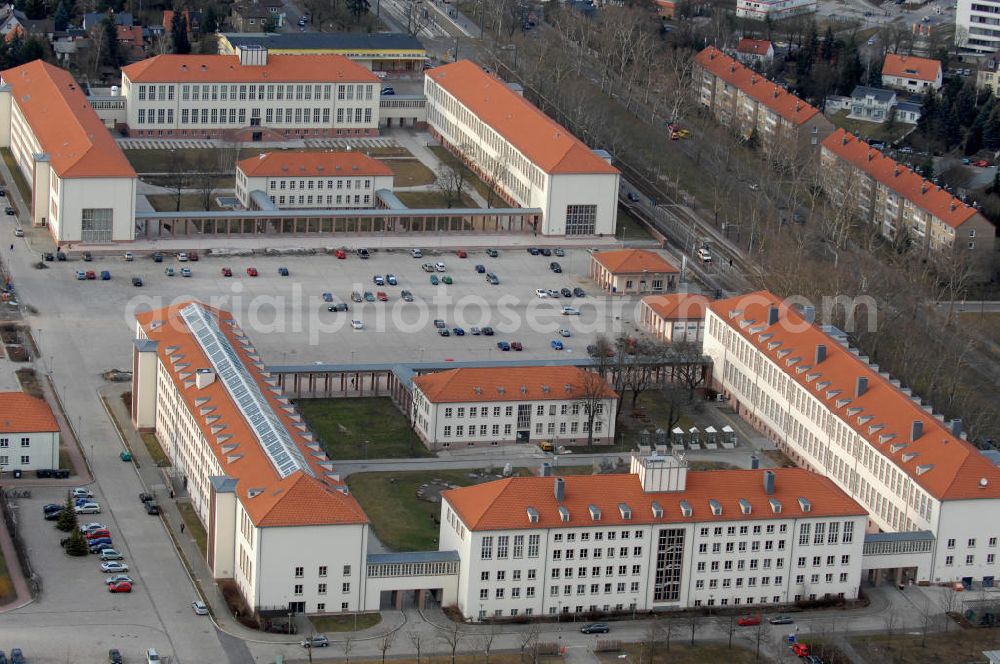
[146, 648, 161, 664]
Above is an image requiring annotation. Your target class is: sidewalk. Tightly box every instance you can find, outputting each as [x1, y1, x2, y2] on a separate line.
[0, 510, 32, 612]
[386, 128, 489, 207]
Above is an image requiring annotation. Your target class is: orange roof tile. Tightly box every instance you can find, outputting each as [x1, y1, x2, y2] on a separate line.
[736, 38, 773, 56]
[412, 366, 617, 404]
[237, 150, 393, 178]
[694, 46, 820, 126]
[0, 392, 59, 433]
[882, 54, 941, 82]
[591, 249, 678, 275]
[136, 302, 368, 527]
[710, 291, 1000, 501]
[0, 61, 136, 179]
[426, 60, 620, 176]
[822, 129, 980, 229]
[122, 53, 377, 84]
[642, 293, 710, 320]
[445, 468, 866, 531]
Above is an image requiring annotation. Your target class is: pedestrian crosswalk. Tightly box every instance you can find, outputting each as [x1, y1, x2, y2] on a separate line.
[304, 137, 400, 149]
[117, 138, 217, 150]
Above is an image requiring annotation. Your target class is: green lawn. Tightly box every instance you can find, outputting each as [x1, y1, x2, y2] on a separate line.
[829, 111, 912, 145]
[616, 206, 655, 241]
[0, 148, 30, 207]
[386, 159, 437, 186]
[295, 397, 432, 460]
[347, 469, 498, 551]
[428, 145, 496, 200]
[309, 613, 382, 633]
[141, 432, 172, 467]
[177, 502, 208, 557]
[849, 628, 1000, 664]
[601, 642, 769, 664]
[395, 190, 478, 209]
[144, 194, 223, 212]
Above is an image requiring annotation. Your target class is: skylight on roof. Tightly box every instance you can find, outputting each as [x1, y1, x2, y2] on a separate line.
[181, 303, 311, 480]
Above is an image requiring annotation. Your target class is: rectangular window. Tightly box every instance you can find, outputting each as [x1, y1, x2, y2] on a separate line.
[481, 536, 494, 560]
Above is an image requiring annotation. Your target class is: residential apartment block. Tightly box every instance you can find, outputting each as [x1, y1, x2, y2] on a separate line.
[957, 0, 1000, 57]
[881, 54, 942, 92]
[0, 60, 137, 242]
[425, 60, 620, 236]
[410, 366, 618, 449]
[703, 291, 1000, 587]
[0, 392, 60, 472]
[820, 129, 994, 272]
[120, 46, 380, 141]
[694, 47, 834, 165]
[235, 151, 393, 210]
[440, 453, 866, 621]
[736, 0, 816, 22]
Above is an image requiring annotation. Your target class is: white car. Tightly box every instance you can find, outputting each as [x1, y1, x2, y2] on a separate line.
[561, 306, 581, 316]
[351, 319, 364, 330]
[123, 252, 134, 261]
[72, 487, 93, 499]
[435, 261, 447, 272]
[177, 252, 189, 262]
[192, 600, 209, 615]
[535, 289, 549, 298]
[75, 502, 101, 514]
[411, 248, 423, 258]
[697, 247, 713, 263]
[101, 561, 129, 573]
[99, 549, 125, 561]
[80, 522, 106, 533]
[558, 328, 572, 337]
[105, 574, 134, 585]
[13, 227, 23, 237]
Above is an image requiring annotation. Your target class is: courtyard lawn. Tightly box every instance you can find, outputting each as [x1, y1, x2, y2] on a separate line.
[295, 397, 432, 460]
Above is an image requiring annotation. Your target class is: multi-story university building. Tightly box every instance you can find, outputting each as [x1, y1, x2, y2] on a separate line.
[235, 151, 394, 210]
[693, 47, 834, 165]
[820, 129, 994, 274]
[704, 291, 1000, 587]
[424, 60, 620, 237]
[957, 0, 1000, 57]
[440, 453, 866, 620]
[736, 0, 816, 21]
[120, 46, 380, 141]
[0, 60, 137, 242]
[410, 366, 618, 450]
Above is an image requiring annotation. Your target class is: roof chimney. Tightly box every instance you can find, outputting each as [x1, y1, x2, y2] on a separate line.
[911, 420, 923, 441]
[815, 344, 827, 365]
[554, 477, 565, 502]
[951, 419, 963, 438]
[855, 376, 868, 398]
[195, 368, 216, 389]
[950, 201, 957, 211]
[868, 151, 874, 161]
[750, 454, 760, 470]
[795, 101, 802, 111]
[895, 166, 902, 177]
[802, 305, 815, 323]
[768, 306, 779, 326]
[921, 182, 928, 194]
[763, 470, 775, 496]
[540, 462, 552, 477]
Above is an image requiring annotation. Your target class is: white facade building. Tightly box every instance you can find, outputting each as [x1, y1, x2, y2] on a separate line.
[440, 454, 867, 621]
[736, 0, 816, 21]
[132, 301, 370, 615]
[703, 291, 1000, 587]
[235, 151, 394, 210]
[410, 366, 618, 450]
[0, 392, 60, 472]
[121, 47, 380, 141]
[0, 60, 137, 242]
[957, 0, 1000, 57]
[425, 60, 620, 236]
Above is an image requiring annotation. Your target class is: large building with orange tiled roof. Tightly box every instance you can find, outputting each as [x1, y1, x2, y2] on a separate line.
[440, 453, 867, 620]
[120, 46, 380, 141]
[411, 366, 618, 449]
[820, 129, 994, 273]
[0, 60, 137, 242]
[693, 47, 833, 164]
[424, 60, 620, 237]
[235, 151, 394, 209]
[0, 392, 60, 472]
[589, 249, 679, 295]
[881, 54, 942, 93]
[639, 293, 710, 344]
[703, 291, 1000, 586]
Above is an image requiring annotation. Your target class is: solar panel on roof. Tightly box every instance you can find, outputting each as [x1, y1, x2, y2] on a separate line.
[180, 303, 311, 479]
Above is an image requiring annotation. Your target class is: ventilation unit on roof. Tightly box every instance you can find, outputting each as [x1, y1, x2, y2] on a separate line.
[739, 499, 752, 515]
[768, 306, 780, 326]
[497, 386, 505, 394]
[709, 499, 722, 516]
[588, 504, 601, 521]
[520, 385, 527, 394]
[558, 506, 570, 522]
[618, 503, 632, 520]
[474, 386, 482, 395]
[651, 501, 663, 518]
[679, 500, 692, 517]
[541, 385, 550, 393]
[526, 507, 539, 523]
[554, 477, 565, 502]
[564, 383, 573, 393]
[797, 497, 812, 513]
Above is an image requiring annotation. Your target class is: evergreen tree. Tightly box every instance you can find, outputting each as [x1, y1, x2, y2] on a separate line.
[838, 43, 863, 95]
[820, 25, 835, 61]
[18, 36, 45, 64]
[23, 0, 45, 19]
[346, 0, 370, 20]
[53, 2, 69, 31]
[56, 494, 78, 532]
[956, 84, 978, 127]
[171, 10, 191, 54]
[202, 4, 218, 33]
[985, 105, 1000, 149]
[965, 122, 984, 156]
[991, 169, 1000, 194]
[918, 158, 934, 179]
[100, 17, 123, 68]
[65, 529, 88, 557]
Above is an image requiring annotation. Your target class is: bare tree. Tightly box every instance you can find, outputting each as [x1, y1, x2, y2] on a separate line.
[724, 614, 738, 649]
[217, 139, 241, 174]
[670, 340, 707, 400]
[938, 588, 960, 632]
[194, 152, 215, 211]
[162, 151, 193, 211]
[399, 0, 432, 36]
[576, 370, 611, 448]
[408, 631, 424, 664]
[438, 621, 464, 664]
[379, 630, 395, 664]
[342, 634, 354, 664]
[478, 626, 496, 664]
[640, 620, 658, 664]
[683, 612, 700, 646]
[518, 622, 540, 664]
[435, 161, 469, 209]
[749, 620, 768, 662]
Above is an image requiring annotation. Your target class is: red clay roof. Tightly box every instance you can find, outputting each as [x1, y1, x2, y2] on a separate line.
[591, 249, 678, 274]
[642, 293, 710, 320]
[426, 60, 620, 176]
[709, 291, 1000, 501]
[136, 302, 368, 528]
[0, 61, 136, 179]
[237, 151, 393, 178]
[822, 129, 980, 229]
[122, 54, 377, 84]
[736, 39, 773, 56]
[412, 366, 617, 404]
[694, 46, 820, 126]
[0, 392, 58, 433]
[445, 468, 866, 531]
[882, 54, 941, 82]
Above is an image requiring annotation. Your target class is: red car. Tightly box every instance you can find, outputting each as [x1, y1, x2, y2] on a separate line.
[511, 341, 523, 351]
[791, 643, 810, 657]
[86, 529, 112, 540]
[376, 291, 388, 302]
[221, 267, 233, 277]
[188, 251, 199, 261]
[975, 160, 991, 167]
[85, 271, 96, 280]
[246, 267, 258, 277]
[334, 249, 347, 259]
[108, 581, 133, 593]
[456, 249, 467, 258]
[737, 615, 761, 626]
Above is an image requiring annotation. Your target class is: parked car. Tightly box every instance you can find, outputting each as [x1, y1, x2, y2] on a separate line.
[535, 288, 549, 298]
[86, 529, 112, 540]
[386, 274, 398, 285]
[475, 264, 486, 273]
[76, 502, 101, 514]
[105, 574, 133, 585]
[550, 262, 562, 273]
[553, 248, 565, 257]
[278, 266, 290, 276]
[72, 488, 94, 499]
[357, 248, 370, 259]
[101, 561, 129, 573]
[301, 635, 330, 648]
[109, 648, 124, 664]
[626, 192, 641, 203]
[527, 247, 540, 255]
[551, 340, 564, 351]
[146, 648, 161, 663]
[9, 650, 23, 664]
[441, 275, 453, 284]
[422, 263, 435, 272]
[511, 341, 523, 351]
[373, 275, 385, 286]
[246, 267, 258, 277]
[410, 248, 423, 258]
[351, 291, 363, 302]
[791, 643, 810, 657]
[192, 600, 209, 615]
[539, 248, 551, 256]
[99, 549, 125, 561]
[486, 248, 499, 257]
[42, 503, 63, 515]
[697, 246, 712, 263]
[737, 615, 761, 626]
[75, 270, 87, 280]
[221, 267, 233, 277]
[376, 291, 388, 302]
[145, 501, 160, 515]
[363, 291, 375, 302]
[769, 615, 794, 625]
[153, 252, 164, 263]
[433, 319, 446, 329]
[164, 267, 175, 277]
[88, 539, 114, 553]
[101, 271, 111, 280]
[176, 252, 188, 262]
[123, 251, 133, 261]
[453, 327, 465, 336]
[180, 268, 192, 277]
[109, 581, 133, 593]
[437, 327, 450, 336]
[497, 341, 511, 351]
[80, 522, 105, 532]
[335, 249, 347, 259]
[486, 273, 499, 285]
[545, 289, 560, 297]
[401, 290, 414, 302]
[327, 303, 348, 312]
[573, 287, 586, 297]
[188, 251, 199, 261]
[580, 623, 609, 634]
[13, 228, 23, 237]
[435, 261, 447, 272]
[562, 306, 581, 316]
[470, 327, 481, 335]
[560, 288, 572, 298]
[430, 275, 439, 285]
[558, 328, 571, 337]
[351, 320, 364, 330]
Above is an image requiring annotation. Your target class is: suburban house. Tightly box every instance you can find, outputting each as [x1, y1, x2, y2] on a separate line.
[231, 1, 284, 32]
[0, 392, 60, 472]
[589, 249, 678, 295]
[162, 8, 201, 34]
[881, 54, 942, 92]
[639, 293, 711, 344]
[735, 38, 775, 66]
[847, 86, 896, 123]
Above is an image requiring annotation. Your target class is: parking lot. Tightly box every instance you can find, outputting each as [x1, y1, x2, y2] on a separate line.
[28, 247, 650, 367]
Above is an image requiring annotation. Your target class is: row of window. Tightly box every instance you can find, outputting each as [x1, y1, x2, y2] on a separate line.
[698, 540, 785, 554]
[292, 565, 351, 578]
[293, 583, 351, 595]
[551, 564, 642, 579]
[0, 437, 32, 448]
[700, 523, 787, 537]
[444, 403, 601, 419]
[442, 419, 603, 438]
[696, 575, 787, 589]
[945, 554, 996, 566]
[269, 194, 371, 207]
[947, 537, 999, 550]
[0, 455, 29, 465]
[136, 83, 375, 103]
[549, 582, 640, 596]
[552, 546, 642, 561]
[135, 107, 375, 127]
[267, 178, 372, 191]
[481, 534, 540, 560]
